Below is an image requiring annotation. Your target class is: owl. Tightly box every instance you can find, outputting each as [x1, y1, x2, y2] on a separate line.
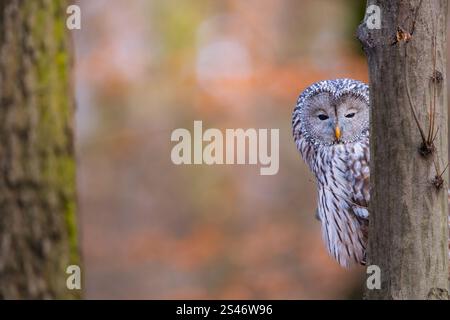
[292, 78, 371, 268]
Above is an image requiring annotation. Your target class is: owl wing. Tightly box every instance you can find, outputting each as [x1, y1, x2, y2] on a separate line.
[346, 138, 370, 220]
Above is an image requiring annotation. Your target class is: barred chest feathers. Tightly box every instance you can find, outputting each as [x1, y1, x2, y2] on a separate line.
[311, 140, 369, 267]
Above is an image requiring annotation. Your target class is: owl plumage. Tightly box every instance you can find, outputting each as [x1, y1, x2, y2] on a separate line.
[293, 78, 450, 269]
[292, 79, 371, 268]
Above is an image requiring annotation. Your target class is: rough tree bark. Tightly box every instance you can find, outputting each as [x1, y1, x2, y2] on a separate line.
[0, 0, 79, 299]
[357, 0, 449, 299]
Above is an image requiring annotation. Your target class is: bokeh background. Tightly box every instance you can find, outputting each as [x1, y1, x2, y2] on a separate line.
[73, 0, 372, 299]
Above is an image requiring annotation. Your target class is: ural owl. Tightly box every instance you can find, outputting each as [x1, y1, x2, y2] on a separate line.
[292, 78, 371, 268]
[292, 78, 450, 268]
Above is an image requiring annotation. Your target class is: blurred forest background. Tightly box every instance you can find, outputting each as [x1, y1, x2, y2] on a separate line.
[73, 0, 384, 299]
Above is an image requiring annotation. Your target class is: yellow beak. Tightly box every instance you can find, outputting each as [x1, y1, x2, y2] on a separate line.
[335, 126, 341, 140]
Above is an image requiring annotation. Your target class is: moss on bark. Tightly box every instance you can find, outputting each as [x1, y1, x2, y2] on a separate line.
[0, 0, 79, 299]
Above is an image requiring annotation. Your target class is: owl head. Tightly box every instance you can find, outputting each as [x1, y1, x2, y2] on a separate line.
[292, 79, 370, 146]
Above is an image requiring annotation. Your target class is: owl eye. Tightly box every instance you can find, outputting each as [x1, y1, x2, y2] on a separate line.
[317, 114, 329, 121]
[345, 113, 356, 118]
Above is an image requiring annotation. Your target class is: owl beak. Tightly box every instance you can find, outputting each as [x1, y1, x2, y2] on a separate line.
[335, 126, 341, 141]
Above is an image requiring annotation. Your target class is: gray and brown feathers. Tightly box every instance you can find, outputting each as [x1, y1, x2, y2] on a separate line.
[292, 79, 450, 268]
[292, 79, 371, 268]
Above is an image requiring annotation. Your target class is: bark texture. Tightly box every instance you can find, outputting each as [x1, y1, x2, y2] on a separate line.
[0, 0, 79, 299]
[358, 0, 449, 299]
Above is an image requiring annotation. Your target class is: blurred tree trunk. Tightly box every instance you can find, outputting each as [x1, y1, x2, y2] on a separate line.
[0, 0, 79, 299]
[358, 0, 449, 299]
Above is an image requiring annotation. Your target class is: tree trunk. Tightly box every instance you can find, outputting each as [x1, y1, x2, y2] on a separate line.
[0, 0, 79, 299]
[358, 0, 449, 299]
